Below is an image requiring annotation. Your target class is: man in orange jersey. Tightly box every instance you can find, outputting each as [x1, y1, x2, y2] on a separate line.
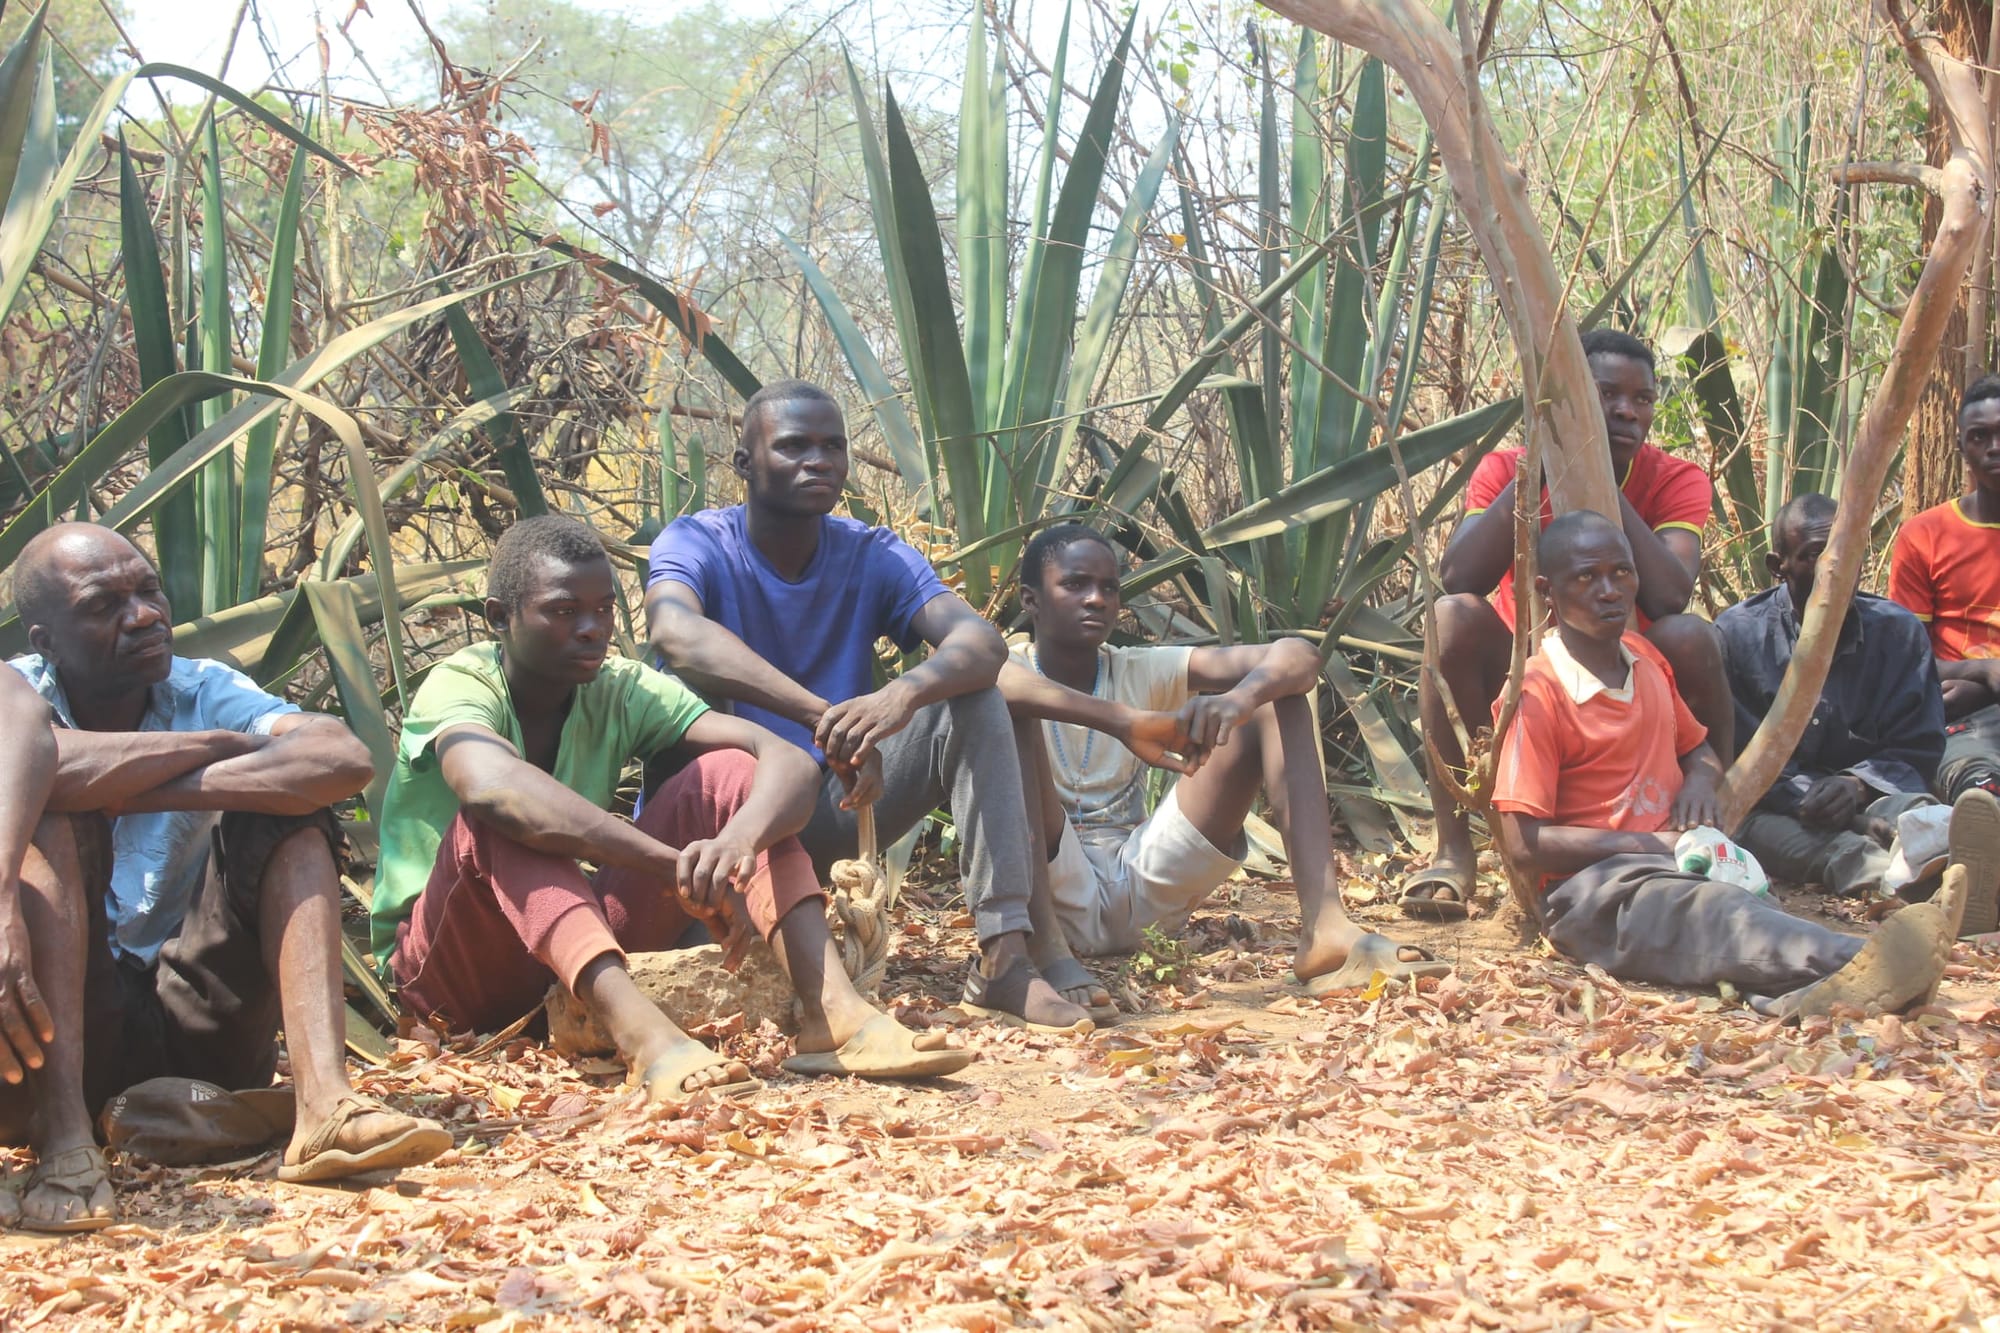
[1494, 510, 1974, 1017]
[1889, 374, 2000, 933]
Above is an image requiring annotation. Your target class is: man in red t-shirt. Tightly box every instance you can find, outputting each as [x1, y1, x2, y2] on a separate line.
[1406, 328, 1735, 922]
[1495, 510, 1969, 1016]
[1887, 373, 2000, 934]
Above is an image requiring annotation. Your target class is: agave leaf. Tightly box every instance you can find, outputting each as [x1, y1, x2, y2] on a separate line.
[1005, 0, 1071, 392]
[1257, 34, 1284, 456]
[881, 90, 984, 598]
[238, 145, 309, 601]
[1041, 118, 1178, 499]
[995, 10, 1137, 516]
[1287, 29, 1328, 481]
[957, 4, 1005, 433]
[118, 133, 202, 615]
[198, 117, 237, 614]
[1215, 378, 1293, 596]
[132, 64, 353, 174]
[444, 303, 547, 516]
[778, 231, 930, 496]
[842, 51, 925, 471]
[0, 3, 48, 221]
[173, 561, 480, 681]
[302, 580, 396, 820]
[1205, 397, 1519, 548]
[537, 238, 759, 398]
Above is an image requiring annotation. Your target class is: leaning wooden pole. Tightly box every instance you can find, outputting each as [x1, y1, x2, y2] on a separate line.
[1716, 0, 1992, 828]
[1260, 0, 1620, 522]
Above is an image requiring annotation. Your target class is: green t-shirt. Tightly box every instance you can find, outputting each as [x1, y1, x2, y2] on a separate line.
[369, 643, 709, 966]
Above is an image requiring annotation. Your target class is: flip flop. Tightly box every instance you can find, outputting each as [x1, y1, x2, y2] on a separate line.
[1769, 896, 1956, 1022]
[1948, 790, 2000, 938]
[636, 1043, 764, 1106]
[19, 1145, 116, 1233]
[276, 1094, 452, 1184]
[1037, 955, 1120, 1025]
[960, 957, 1095, 1035]
[1398, 866, 1472, 922]
[1300, 934, 1452, 997]
[782, 1013, 974, 1079]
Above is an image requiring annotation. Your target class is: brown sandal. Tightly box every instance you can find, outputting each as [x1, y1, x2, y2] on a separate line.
[277, 1094, 450, 1184]
[20, 1145, 116, 1233]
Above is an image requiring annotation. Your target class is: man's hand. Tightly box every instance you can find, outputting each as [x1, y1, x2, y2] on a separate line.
[1799, 773, 1870, 829]
[0, 903, 51, 1084]
[832, 750, 883, 811]
[815, 679, 919, 767]
[1178, 692, 1256, 753]
[675, 833, 758, 917]
[1670, 775, 1722, 831]
[1121, 710, 1204, 775]
[1943, 676, 1992, 720]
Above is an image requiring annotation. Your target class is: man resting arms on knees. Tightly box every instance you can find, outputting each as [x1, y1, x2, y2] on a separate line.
[1889, 372, 2000, 933]
[373, 516, 968, 1099]
[1719, 494, 1945, 901]
[1413, 329, 1733, 921]
[1494, 511, 1980, 1017]
[646, 380, 1092, 1032]
[998, 524, 1448, 995]
[1, 523, 448, 1230]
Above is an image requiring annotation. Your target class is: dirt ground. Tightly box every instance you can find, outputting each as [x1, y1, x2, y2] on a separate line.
[2, 859, 1998, 1331]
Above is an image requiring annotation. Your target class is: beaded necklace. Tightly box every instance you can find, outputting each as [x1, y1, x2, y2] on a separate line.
[1030, 643, 1101, 786]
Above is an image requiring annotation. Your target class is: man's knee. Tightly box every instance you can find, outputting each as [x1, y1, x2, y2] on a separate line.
[942, 685, 1012, 737]
[224, 809, 339, 903]
[1644, 613, 1724, 674]
[1431, 592, 1505, 648]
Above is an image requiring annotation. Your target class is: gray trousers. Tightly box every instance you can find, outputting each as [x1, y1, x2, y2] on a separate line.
[1940, 702, 2000, 801]
[1543, 854, 1864, 997]
[795, 688, 1032, 944]
[1736, 791, 1935, 898]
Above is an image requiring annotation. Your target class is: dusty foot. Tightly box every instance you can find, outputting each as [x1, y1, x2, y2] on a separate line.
[1399, 851, 1476, 920]
[785, 1012, 972, 1079]
[962, 956, 1093, 1033]
[1033, 954, 1116, 1018]
[20, 1142, 113, 1232]
[1293, 919, 1432, 984]
[632, 1034, 755, 1103]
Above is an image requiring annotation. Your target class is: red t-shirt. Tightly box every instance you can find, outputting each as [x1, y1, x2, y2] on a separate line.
[1888, 498, 2000, 662]
[1463, 443, 1712, 627]
[1491, 633, 1707, 838]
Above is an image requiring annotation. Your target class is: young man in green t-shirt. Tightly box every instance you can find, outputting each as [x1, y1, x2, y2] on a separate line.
[373, 516, 968, 1099]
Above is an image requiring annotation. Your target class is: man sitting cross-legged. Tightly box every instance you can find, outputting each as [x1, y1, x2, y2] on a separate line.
[1719, 493, 1945, 901]
[646, 380, 1095, 1032]
[373, 516, 968, 1099]
[0, 523, 449, 1230]
[1411, 329, 1735, 920]
[1494, 510, 1986, 1017]
[998, 524, 1448, 994]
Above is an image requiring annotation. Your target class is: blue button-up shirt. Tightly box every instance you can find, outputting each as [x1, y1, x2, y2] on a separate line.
[9, 654, 298, 965]
[1716, 585, 1944, 816]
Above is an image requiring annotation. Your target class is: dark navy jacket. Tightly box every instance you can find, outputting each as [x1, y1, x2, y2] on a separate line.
[1715, 585, 1945, 816]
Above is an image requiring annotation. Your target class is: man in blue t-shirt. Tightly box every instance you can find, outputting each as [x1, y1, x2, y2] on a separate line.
[647, 380, 1095, 1033]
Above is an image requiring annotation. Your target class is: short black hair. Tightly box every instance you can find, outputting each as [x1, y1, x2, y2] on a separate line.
[1020, 522, 1117, 591]
[487, 514, 608, 612]
[1536, 508, 1627, 575]
[1773, 492, 1836, 555]
[1960, 373, 2000, 422]
[1579, 327, 1655, 374]
[740, 379, 839, 446]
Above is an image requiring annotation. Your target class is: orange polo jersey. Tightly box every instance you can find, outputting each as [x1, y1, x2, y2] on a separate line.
[1889, 498, 2000, 662]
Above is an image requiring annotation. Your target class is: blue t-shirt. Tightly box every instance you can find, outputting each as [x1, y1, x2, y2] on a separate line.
[647, 507, 949, 756]
[9, 654, 299, 965]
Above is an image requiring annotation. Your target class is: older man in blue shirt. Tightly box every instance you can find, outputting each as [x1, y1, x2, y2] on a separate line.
[0, 523, 446, 1230]
[1718, 494, 1946, 898]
